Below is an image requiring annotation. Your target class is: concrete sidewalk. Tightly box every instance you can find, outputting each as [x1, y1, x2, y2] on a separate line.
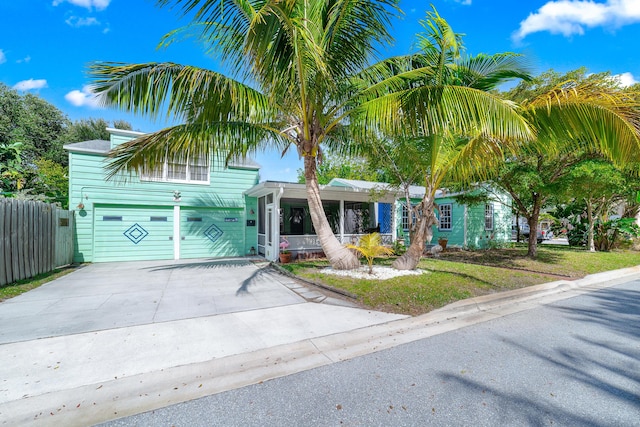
[0, 261, 638, 426]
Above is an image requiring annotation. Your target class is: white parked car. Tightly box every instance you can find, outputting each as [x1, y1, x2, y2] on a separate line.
[512, 225, 553, 244]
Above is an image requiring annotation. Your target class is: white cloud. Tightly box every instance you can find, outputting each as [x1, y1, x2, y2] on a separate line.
[613, 72, 638, 87]
[52, 0, 110, 11]
[65, 16, 100, 27]
[454, 0, 472, 5]
[514, 0, 640, 41]
[0, 49, 6, 64]
[65, 85, 103, 108]
[16, 55, 31, 64]
[13, 79, 48, 91]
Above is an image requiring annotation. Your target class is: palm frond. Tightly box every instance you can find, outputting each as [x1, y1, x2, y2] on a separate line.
[524, 84, 640, 165]
[105, 121, 289, 181]
[89, 62, 276, 123]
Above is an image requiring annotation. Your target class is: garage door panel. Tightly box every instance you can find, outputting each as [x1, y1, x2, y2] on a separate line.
[94, 207, 174, 262]
[181, 209, 244, 259]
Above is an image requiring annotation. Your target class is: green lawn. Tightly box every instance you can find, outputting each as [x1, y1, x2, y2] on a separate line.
[283, 245, 639, 316]
[0, 267, 77, 301]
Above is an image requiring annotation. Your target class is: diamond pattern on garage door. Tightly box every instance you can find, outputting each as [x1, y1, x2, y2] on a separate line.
[204, 223, 224, 243]
[123, 223, 149, 244]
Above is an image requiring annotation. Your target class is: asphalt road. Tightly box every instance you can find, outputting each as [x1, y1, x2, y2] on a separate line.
[101, 279, 640, 427]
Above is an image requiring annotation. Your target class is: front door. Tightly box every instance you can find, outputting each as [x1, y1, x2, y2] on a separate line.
[290, 207, 304, 235]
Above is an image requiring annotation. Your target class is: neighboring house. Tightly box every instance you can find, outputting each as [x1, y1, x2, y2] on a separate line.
[66, 129, 513, 263]
[430, 191, 512, 249]
[64, 128, 260, 263]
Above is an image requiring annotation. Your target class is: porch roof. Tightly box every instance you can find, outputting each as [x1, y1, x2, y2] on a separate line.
[328, 178, 444, 199]
[245, 180, 398, 203]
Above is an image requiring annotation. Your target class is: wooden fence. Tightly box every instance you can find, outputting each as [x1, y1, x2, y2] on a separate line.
[0, 199, 74, 286]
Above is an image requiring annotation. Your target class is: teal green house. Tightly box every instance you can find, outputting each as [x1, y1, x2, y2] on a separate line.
[65, 128, 260, 263]
[328, 179, 513, 250]
[428, 190, 512, 249]
[65, 129, 512, 263]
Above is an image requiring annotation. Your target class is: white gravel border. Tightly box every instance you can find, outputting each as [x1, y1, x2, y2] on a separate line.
[320, 266, 427, 280]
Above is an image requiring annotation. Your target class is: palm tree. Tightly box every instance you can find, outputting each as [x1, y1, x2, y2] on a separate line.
[500, 78, 640, 258]
[90, 1, 531, 270]
[357, 8, 534, 270]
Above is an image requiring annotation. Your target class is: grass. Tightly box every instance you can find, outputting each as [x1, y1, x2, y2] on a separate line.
[0, 267, 78, 301]
[283, 245, 639, 316]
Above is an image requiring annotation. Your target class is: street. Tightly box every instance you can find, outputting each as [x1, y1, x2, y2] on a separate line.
[101, 279, 640, 426]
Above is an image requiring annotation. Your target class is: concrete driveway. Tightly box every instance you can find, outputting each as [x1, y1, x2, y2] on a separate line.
[0, 257, 408, 426]
[0, 258, 299, 343]
[0, 258, 401, 345]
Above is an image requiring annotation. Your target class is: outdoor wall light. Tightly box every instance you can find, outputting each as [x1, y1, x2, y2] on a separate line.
[249, 208, 255, 215]
[250, 246, 256, 256]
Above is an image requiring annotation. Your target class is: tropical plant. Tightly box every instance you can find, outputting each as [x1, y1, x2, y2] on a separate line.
[359, 8, 534, 270]
[495, 69, 640, 258]
[346, 233, 393, 274]
[560, 158, 637, 252]
[89, 2, 531, 270]
[0, 141, 26, 193]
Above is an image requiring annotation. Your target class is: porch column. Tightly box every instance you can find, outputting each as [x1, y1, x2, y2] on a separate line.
[274, 188, 283, 261]
[339, 199, 345, 244]
[391, 200, 397, 241]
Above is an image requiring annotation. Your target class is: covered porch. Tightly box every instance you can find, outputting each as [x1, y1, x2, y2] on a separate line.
[245, 181, 399, 262]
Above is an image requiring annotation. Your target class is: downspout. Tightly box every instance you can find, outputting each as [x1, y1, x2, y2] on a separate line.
[275, 187, 284, 262]
[339, 199, 345, 244]
[464, 204, 468, 248]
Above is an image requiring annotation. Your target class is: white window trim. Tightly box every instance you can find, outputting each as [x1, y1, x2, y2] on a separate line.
[140, 155, 210, 185]
[401, 202, 419, 232]
[438, 203, 452, 231]
[485, 203, 494, 230]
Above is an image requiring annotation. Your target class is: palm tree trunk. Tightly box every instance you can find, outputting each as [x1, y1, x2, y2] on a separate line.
[393, 195, 437, 270]
[304, 155, 359, 270]
[586, 199, 595, 252]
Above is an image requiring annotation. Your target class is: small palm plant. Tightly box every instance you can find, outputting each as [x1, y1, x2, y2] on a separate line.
[346, 233, 394, 274]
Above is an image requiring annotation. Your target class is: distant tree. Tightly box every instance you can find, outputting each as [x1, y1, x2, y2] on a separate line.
[554, 159, 640, 251]
[29, 158, 69, 208]
[492, 68, 640, 258]
[54, 118, 133, 165]
[0, 141, 26, 193]
[296, 152, 383, 184]
[59, 117, 132, 143]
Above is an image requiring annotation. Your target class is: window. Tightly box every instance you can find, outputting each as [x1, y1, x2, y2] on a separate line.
[103, 216, 122, 221]
[141, 153, 209, 184]
[150, 216, 167, 222]
[485, 203, 494, 230]
[438, 204, 452, 231]
[401, 203, 419, 231]
[402, 204, 410, 231]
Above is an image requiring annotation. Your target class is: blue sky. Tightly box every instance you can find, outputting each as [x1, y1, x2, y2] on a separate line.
[1, 0, 639, 182]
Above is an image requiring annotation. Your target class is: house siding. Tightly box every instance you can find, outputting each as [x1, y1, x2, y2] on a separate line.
[68, 133, 259, 262]
[395, 191, 513, 249]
